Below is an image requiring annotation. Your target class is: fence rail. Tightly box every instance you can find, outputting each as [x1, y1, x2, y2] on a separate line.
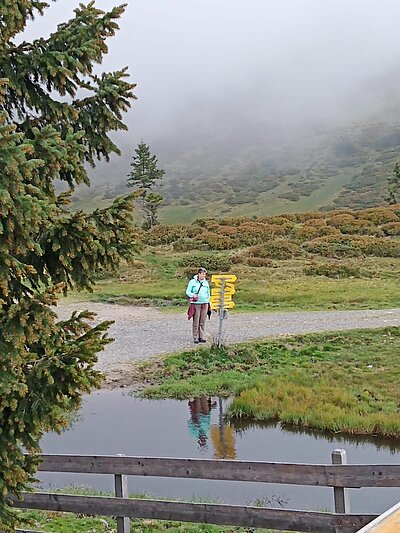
[38, 454, 400, 487]
[12, 492, 375, 533]
[9, 449, 400, 533]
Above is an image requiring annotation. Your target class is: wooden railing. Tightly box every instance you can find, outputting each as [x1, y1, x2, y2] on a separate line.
[9, 448, 400, 533]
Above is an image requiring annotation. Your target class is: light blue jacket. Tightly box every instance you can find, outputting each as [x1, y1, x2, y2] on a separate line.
[186, 275, 210, 304]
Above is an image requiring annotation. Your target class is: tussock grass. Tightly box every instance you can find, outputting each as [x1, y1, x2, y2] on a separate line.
[230, 372, 400, 437]
[139, 327, 400, 437]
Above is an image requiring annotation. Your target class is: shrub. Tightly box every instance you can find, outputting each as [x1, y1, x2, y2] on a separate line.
[356, 207, 399, 225]
[302, 236, 364, 258]
[180, 266, 199, 279]
[258, 213, 297, 225]
[200, 231, 237, 250]
[304, 263, 362, 278]
[145, 224, 187, 245]
[234, 222, 287, 246]
[248, 239, 301, 260]
[246, 257, 274, 267]
[327, 215, 381, 235]
[259, 215, 296, 225]
[326, 213, 356, 227]
[357, 237, 400, 257]
[294, 211, 325, 222]
[294, 225, 340, 242]
[303, 235, 400, 258]
[381, 222, 400, 236]
[178, 253, 232, 272]
[172, 238, 204, 252]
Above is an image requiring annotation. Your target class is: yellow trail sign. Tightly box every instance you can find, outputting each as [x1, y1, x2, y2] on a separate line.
[211, 274, 237, 283]
[210, 273, 238, 346]
[210, 299, 235, 310]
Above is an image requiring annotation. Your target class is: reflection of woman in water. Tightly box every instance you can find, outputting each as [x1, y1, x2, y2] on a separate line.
[187, 397, 215, 450]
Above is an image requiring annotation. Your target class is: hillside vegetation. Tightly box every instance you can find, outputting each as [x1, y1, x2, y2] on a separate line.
[73, 204, 400, 312]
[74, 119, 400, 223]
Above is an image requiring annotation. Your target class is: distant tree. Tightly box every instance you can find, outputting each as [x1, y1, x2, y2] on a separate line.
[387, 162, 400, 205]
[127, 141, 165, 227]
[127, 141, 165, 190]
[0, 2, 137, 529]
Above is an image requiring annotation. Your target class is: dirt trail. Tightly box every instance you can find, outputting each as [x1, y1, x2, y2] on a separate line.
[56, 302, 400, 387]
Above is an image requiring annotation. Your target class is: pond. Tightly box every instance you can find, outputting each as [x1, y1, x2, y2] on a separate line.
[39, 389, 400, 514]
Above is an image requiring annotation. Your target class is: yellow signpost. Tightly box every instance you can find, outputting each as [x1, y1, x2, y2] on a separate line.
[210, 274, 237, 346]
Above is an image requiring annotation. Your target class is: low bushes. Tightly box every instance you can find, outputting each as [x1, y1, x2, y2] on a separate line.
[178, 253, 232, 272]
[303, 235, 400, 258]
[304, 262, 363, 278]
[248, 239, 301, 260]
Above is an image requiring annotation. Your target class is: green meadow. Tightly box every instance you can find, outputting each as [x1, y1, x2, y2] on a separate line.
[68, 205, 400, 312]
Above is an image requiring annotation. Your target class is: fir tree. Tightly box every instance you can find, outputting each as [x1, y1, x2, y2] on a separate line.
[127, 141, 165, 227]
[127, 141, 165, 191]
[0, 2, 137, 528]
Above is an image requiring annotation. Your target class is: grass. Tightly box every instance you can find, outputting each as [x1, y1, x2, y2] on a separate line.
[66, 254, 400, 312]
[136, 326, 400, 437]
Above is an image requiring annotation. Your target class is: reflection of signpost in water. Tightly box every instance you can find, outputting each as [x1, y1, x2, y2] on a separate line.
[210, 274, 237, 347]
[210, 397, 236, 459]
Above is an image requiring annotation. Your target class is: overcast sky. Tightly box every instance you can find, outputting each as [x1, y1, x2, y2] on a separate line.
[22, 1, 400, 152]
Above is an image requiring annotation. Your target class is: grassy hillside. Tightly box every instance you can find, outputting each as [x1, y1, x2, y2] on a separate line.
[73, 119, 400, 223]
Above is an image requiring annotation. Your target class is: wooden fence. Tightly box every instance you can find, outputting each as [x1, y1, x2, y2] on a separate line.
[7, 448, 400, 533]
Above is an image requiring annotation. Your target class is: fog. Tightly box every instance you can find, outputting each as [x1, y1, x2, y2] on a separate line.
[22, 0, 400, 178]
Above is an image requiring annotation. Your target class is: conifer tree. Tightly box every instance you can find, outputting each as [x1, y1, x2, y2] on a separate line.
[0, 2, 137, 528]
[127, 141, 165, 191]
[127, 141, 165, 227]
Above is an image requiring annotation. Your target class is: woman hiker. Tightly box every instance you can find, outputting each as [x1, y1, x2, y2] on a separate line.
[186, 267, 211, 344]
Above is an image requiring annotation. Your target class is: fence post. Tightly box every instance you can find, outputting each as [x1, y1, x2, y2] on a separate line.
[332, 449, 350, 514]
[114, 454, 130, 533]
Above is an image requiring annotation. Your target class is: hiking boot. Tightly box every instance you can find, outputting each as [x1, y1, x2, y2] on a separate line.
[193, 339, 199, 344]
[199, 338, 206, 343]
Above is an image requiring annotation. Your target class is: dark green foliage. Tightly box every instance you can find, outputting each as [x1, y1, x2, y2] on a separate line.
[304, 263, 363, 279]
[127, 141, 165, 191]
[178, 253, 232, 273]
[247, 239, 301, 260]
[127, 141, 165, 228]
[302, 235, 400, 258]
[0, 3, 137, 529]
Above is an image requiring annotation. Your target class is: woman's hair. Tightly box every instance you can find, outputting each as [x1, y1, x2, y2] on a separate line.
[198, 267, 207, 274]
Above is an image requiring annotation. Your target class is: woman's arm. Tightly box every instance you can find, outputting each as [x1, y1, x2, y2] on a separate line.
[186, 280, 195, 298]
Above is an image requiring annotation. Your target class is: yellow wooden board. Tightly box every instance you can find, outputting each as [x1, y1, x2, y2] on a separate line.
[211, 274, 237, 283]
[210, 300, 235, 310]
[211, 287, 236, 296]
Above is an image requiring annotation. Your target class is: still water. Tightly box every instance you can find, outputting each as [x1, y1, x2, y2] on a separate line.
[40, 390, 400, 514]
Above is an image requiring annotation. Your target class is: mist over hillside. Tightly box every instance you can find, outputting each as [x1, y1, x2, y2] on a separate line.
[23, 1, 400, 222]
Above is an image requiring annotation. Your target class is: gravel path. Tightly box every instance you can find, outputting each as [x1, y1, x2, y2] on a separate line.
[57, 303, 400, 375]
